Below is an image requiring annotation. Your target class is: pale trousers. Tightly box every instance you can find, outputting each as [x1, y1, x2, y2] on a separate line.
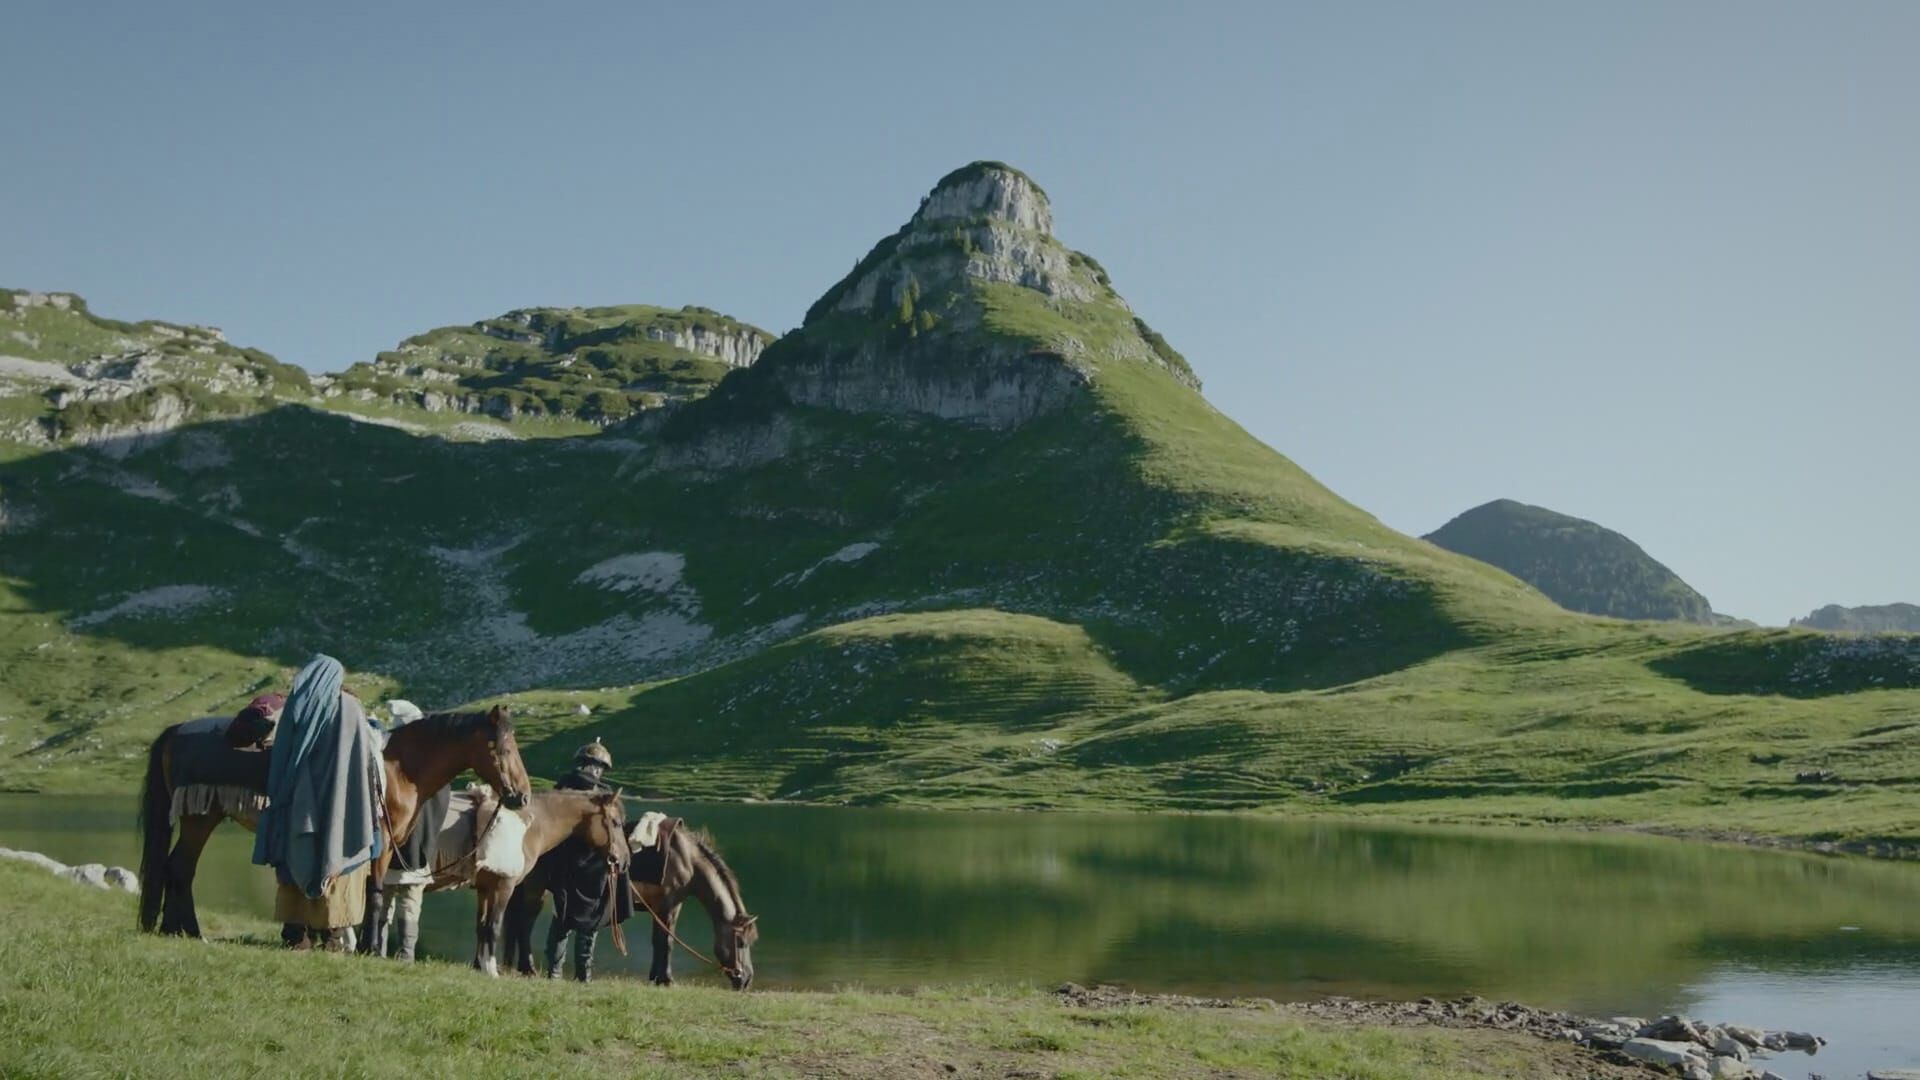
[385, 881, 426, 961]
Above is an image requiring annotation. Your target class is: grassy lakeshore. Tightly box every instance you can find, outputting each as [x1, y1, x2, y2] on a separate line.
[0, 862, 1623, 1079]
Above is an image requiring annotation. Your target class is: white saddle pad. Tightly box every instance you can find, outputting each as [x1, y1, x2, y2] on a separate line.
[476, 803, 529, 878]
[629, 810, 668, 849]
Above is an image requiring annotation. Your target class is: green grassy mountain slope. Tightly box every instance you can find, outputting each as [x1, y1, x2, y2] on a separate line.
[3, 164, 1918, 849]
[1424, 499, 1718, 623]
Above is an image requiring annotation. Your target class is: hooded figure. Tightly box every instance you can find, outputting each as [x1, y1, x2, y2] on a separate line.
[251, 655, 383, 948]
[538, 738, 631, 981]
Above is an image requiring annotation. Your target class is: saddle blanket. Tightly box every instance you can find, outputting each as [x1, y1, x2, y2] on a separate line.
[428, 787, 529, 886]
[628, 811, 674, 885]
[629, 811, 668, 849]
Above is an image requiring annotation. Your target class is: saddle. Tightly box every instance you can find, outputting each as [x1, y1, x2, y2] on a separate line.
[628, 812, 679, 886]
[224, 694, 285, 750]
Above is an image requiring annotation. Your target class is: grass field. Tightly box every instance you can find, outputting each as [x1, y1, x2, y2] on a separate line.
[0, 861, 1620, 1079]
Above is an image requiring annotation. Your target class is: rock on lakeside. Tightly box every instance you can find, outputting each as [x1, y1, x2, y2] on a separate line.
[1054, 985, 1839, 1080]
[0, 846, 137, 892]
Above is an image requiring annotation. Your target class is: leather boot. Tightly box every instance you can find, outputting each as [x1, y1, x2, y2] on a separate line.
[573, 929, 596, 983]
[282, 922, 307, 950]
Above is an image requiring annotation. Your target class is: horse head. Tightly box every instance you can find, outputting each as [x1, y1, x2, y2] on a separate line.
[478, 705, 531, 810]
[587, 789, 631, 869]
[721, 912, 759, 990]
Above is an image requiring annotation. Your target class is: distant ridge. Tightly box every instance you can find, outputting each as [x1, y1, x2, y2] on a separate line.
[1792, 603, 1920, 635]
[1424, 498, 1716, 623]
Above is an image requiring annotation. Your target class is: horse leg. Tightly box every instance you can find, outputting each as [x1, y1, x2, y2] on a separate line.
[505, 886, 540, 976]
[649, 902, 678, 986]
[474, 876, 505, 977]
[367, 883, 390, 957]
[160, 814, 219, 938]
[358, 847, 392, 955]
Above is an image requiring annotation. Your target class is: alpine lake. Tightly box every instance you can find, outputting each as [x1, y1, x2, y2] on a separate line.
[5, 794, 1919, 1079]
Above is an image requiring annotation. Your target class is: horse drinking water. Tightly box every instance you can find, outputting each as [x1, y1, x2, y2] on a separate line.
[505, 813, 759, 989]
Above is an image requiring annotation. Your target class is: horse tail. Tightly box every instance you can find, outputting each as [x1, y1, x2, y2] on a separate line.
[136, 724, 180, 932]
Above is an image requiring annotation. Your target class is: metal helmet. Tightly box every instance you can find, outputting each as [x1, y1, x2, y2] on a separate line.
[574, 737, 612, 770]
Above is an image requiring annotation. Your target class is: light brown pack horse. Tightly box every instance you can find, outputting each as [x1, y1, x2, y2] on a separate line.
[405, 787, 630, 976]
[136, 705, 532, 937]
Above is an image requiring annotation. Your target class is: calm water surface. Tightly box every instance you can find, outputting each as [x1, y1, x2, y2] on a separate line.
[5, 795, 1919, 1079]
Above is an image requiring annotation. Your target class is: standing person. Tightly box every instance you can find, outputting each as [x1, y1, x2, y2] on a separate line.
[540, 738, 630, 981]
[251, 654, 383, 951]
[374, 700, 446, 961]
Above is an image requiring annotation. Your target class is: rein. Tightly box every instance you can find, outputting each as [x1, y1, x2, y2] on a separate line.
[631, 883, 734, 978]
[601, 798, 628, 957]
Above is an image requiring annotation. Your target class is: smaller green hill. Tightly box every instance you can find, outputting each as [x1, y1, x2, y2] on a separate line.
[326, 304, 772, 424]
[1793, 603, 1920, 635]
[1425, 499, 1714, 624]
[0, 288, 310, 448]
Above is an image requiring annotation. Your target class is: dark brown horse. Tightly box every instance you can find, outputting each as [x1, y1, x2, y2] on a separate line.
[631, 821, 758, 989]
[136, 705, 531, 937]
[504, 816, 758, 988]
[399, 787, 630, 976]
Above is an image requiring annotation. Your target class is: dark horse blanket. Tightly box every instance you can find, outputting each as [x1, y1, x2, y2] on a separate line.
[168, 716, 272, 825]
[629, 816, 679, 887]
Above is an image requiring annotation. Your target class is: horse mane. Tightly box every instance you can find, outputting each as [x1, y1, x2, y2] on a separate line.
[686, 826, 746, 913]
[396, 708, 510, 741]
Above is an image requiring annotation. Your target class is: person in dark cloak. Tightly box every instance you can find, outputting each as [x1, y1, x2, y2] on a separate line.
[539, 738, 631, 981]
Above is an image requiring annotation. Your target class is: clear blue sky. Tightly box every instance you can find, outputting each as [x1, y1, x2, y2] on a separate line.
[4, 2, 1915, 625]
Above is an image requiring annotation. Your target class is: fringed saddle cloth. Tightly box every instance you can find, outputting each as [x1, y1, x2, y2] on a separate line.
[168, 715, 273, 827]
[628, 811, 677, 885]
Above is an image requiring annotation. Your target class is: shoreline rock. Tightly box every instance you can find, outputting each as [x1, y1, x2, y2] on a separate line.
[0, 846, 138, 893]
[1054, 986, 1826, 1078]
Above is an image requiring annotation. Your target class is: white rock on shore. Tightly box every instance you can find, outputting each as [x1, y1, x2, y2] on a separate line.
[0, 847, 138, 892]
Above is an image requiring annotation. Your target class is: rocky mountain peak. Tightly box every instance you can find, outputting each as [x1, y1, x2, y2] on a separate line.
[809, 162, 1103, 327]
[911, 161, 1053, 235]
[735, 163, 1201, 432]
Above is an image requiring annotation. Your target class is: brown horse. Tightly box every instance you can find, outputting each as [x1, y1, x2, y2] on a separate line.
[136, 705, 531, 938]
[622, 819, 758, 989]
[413, 788, 629, 976]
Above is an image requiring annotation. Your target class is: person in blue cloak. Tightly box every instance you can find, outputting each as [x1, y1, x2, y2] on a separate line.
[251, 654, 385, 950]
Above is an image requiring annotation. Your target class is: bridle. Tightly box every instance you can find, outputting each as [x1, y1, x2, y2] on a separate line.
[482, 727, 526, 807]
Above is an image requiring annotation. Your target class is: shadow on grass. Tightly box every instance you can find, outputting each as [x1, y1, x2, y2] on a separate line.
[1647, 631, 1920, 699]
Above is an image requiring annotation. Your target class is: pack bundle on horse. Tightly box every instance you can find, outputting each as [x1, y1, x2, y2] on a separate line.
[510, 812, 758, 989]
[404, 786, 630, 976]
[136, 703, 531, 937]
